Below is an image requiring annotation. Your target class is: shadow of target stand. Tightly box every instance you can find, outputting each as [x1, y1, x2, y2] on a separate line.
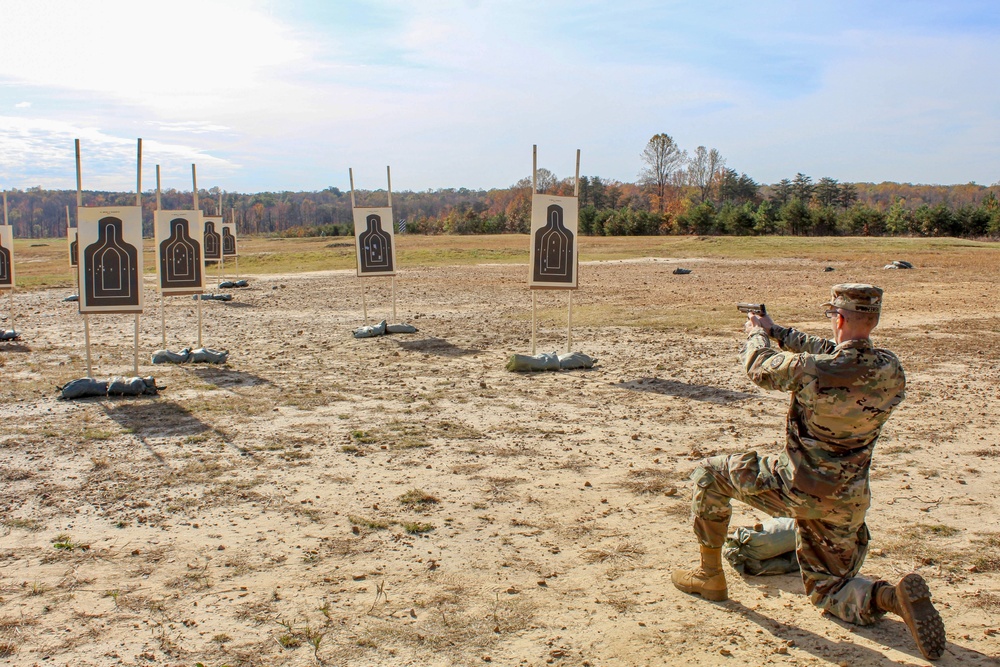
[74, 138, 145, 377]
[349, 166, 399, 324]
[528, 145, 581, 354]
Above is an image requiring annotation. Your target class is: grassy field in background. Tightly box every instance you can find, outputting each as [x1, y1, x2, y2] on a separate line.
[9, 234, 999, 289]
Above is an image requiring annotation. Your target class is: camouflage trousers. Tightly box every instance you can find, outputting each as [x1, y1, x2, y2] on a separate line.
[690, 452, 883, 626]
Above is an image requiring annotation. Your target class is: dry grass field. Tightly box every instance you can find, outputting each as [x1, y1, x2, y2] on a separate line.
[1, 234, 999, 666]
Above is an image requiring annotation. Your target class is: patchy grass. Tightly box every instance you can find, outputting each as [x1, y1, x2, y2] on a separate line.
[348, 515, 390, 530]
[619, 468, 678, 495]
[584, 541, 646, 564]
[398, 489, 439, 507]
[401, 521, 435, 534]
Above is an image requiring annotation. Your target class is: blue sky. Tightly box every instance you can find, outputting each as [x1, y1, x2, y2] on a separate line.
[1, 0, 998, 193]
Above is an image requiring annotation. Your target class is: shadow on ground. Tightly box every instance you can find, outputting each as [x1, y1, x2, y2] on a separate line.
[394, 337, 481, 357]
[616, 377, 755, 404]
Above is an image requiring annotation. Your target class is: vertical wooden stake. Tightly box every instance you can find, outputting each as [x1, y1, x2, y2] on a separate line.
[136, 138, 142, 207]
[84, 314, 93, 378]
[567, 292, 573, 353]
[157, 165, 164, 346]
[531, 291, 537, 355]
[391, 276, 397, 322]
[575, 149, 581, 197]
[532, 145, 538, 194]
[386, 166, 392, 207]
[192, 164, 199, 211]
[197, 297, 203, 347]
[75, 139, 82, 208]
[134, 313, 140, 376]
[361, 282, 368, 324]
[349, 168, 356, 208]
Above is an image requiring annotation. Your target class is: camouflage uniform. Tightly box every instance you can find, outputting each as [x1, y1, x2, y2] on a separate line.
[690, 285, 905, 625]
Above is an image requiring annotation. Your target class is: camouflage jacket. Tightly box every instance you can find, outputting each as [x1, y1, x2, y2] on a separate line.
[740, 325, 906, 502]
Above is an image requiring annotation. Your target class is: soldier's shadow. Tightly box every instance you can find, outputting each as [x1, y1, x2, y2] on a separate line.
[616, 377, 755, 404]
[0, 342, 30, 352]
[727, 601, 906, 665]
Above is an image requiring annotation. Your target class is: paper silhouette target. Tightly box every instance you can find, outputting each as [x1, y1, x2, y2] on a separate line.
[68, 229, 79, 268]
[529, 194, 578, 289]
[221, 221, 238, 257]
[77, 207, 144, 313]
[0, 225, 14, 290]
[203, 216, 222, 261]
[352, 206, 397, 277]
[155, 210, 205, 295]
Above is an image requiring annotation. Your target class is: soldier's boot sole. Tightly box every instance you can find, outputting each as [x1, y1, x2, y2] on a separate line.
[671, 568, 728, 601]
[895, 573, 946, 661]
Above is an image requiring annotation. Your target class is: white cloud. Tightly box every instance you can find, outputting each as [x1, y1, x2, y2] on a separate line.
[0, 116, 235, 191]
[14, 101, 31, 108]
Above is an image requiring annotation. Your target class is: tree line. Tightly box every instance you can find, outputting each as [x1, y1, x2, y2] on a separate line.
[3, 134, 999, 239]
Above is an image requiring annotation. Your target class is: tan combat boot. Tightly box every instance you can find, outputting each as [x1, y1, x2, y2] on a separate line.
[874, 573, 946, 661]
[671, 545, 728, 601]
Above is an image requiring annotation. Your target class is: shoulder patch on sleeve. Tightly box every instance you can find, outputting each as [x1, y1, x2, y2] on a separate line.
[769, 355, 785, 369]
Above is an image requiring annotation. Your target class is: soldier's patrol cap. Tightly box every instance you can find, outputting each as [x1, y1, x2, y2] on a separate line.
[822, 283, 883, 313]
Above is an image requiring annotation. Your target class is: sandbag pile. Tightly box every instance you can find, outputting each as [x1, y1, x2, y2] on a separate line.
[59, 376, 160, 400]
[0, 329, 20, 341]
[883, 260, 914, 270]
[194, 293, 233, 301]
[151, 347, 229, 364]
[219, 280, 249, 288]
[723, 516, 799, 575]
[506, 351, 597, 372]
[353, 320, 419, 339]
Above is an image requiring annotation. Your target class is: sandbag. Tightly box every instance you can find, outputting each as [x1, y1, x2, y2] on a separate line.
[151, 348, 191, 364]
[108, 376, 159, 396]
[188, 347, 229, 363]
[59, 378, 108, 399]
[218, 279, 249, 288]
[63, 294, 80, 302]
[723, 516, 799, 575]
[385, 323, 418, 334]
[506, 352, 560, 372]
[353, 320, 387, 338]
[60, 376, 160, 400]
[194, 293, 233, 301]
[0, 329, 20, 341]
[506, 351, 597, 372]
[557, 352, 597, 369]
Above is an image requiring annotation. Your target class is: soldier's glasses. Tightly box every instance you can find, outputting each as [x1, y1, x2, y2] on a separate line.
[824, 309, 841, 318]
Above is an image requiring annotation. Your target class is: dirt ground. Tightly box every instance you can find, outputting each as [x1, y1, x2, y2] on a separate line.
[1, 237, 999, 666]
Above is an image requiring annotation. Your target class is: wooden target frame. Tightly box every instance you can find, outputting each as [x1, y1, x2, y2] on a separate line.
[527, 145, 581, 354]
[349, 166, 399, 324]
[74, 138, 144, 377]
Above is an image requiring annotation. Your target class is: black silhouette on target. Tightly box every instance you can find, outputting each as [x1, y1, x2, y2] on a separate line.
[358, 213, 394, 274]
[204, 220, 221, 260]
[533, 204, 574, 283]
[0, 232, 11, 287]
[222, 225, 237, 256]
[83, 217, 140, 307]
[159, 218, 203, 291]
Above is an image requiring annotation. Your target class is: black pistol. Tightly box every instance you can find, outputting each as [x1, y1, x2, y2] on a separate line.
[737, 303, 766, 316]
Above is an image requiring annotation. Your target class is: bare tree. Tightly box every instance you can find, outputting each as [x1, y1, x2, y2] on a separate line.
[640, 134, 687, 212]
[689, 146, 726, 203]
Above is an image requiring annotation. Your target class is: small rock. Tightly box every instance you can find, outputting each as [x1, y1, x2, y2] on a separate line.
[719, 648, 731, 656]
[353, 573, 366, 581]
[584, 481, 592, 487]
[506, 586, 519, 594]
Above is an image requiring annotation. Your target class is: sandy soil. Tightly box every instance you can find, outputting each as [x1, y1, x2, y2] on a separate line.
[1, 246, 999, 667]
